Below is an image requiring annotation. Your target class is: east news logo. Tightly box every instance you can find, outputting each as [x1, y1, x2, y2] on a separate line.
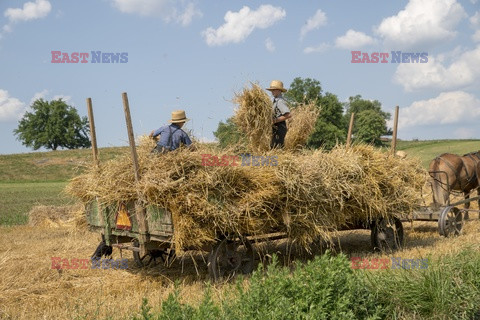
[51, 51, 128, 63]
[351, 51, 428, 63]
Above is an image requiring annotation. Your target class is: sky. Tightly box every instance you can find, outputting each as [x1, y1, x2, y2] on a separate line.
[0, 0, 479, 154]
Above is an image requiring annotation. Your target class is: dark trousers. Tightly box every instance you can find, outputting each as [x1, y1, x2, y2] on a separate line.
[271, 122, 287, 149]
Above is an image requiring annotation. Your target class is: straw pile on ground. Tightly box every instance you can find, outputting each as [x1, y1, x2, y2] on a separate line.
[284, 102, 319, 150]
[66, 141, 426, 252]
[28, 204, 86, 229]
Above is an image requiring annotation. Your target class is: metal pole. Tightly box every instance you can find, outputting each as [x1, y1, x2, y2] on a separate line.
[86, 98, 99, 166]
[121, 92, 148, 255]
[346, 112, 355, 148]
[391, 106, 399, 155]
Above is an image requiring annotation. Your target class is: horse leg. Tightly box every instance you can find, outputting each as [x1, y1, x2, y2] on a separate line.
[464, 192, 470, 220]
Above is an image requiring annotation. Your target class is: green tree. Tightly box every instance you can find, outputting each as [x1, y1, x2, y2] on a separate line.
[344, 95, 391, 145]
[13, 98, 91, 151]
[213, 117, 243, 148]
[284, 77, 322, 104]
[355, 110, 387, 146]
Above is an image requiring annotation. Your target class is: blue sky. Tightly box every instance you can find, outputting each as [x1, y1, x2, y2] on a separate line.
[0, 0, 479, 154]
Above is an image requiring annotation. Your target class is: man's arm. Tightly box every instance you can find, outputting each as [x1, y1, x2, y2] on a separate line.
[274, 112, 291, 124]
[150, 127, 163, 139]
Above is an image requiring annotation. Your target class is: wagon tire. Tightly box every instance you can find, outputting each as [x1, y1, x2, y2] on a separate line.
[208, 238, 255, 282]
[438, 206, 463, 237]
[371, 217, 404, 252]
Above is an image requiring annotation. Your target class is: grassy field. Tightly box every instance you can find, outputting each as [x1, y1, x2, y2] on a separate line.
[0, 182, 71, 225]
[396, 139, 480, 168]
[0, 147, 126, 225]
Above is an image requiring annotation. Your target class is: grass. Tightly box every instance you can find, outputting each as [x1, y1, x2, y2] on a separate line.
[396, 139, 480, 168]
[0, 147, 126, 225]
[0, 147, 126, 182]
[128, 248, 480, 319]
[0, 181, 72, 225]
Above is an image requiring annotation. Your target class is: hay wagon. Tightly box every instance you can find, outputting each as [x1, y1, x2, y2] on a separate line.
[81, 93, 407, 281]
[408, 169, 480, 237]
[86, 198, 404, 281]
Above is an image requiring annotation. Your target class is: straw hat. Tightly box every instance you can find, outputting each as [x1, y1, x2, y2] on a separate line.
[169, 110, 189, 123]
[266, 80, 287, 92]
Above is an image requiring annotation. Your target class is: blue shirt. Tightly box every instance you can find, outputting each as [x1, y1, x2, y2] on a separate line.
[152, 124, 192, 151]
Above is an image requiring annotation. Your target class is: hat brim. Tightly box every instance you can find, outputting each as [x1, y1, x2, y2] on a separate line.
[169, 118, 189, 123]
[266, 87, 287, 92]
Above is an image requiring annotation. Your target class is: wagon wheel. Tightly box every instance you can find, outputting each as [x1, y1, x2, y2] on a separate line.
[438, 206, 463, 237]
[371, 217, 404, 252]
[132, 239, 173, 268]
[208, 238, 255, 282]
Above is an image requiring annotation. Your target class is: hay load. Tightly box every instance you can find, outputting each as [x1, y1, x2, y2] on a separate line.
[66, 143, 426, 252]
[66, 84, 426, 252]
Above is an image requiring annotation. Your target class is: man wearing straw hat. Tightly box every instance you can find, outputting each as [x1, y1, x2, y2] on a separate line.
[266, 80, 291, 149]
[149, 110, 193, 153]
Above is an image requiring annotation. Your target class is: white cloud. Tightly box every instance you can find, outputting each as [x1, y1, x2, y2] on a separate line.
[300, 9, 327, 40]
[2, 0, 51, 38]
[0, 90, 26, 122]
[4, 0, 51, 22]
[202, 5, 286, 46]
[30, 89, 48, 105]
[176, 2, 202, 26]
[303, 43, 330, 54]
[0, 89, 74, 122]
[474, 30, 480, 42]
[265, 37, 275, 52]
[397, 91, 480, 129]
[52, 94, 72, 103]
[335, 29, 376, 49]
[471, 11, 480, 27]
[111, 0, 201, 26]
[471, 0, 478, 3]
[393, 46, 480, 91]
[375, 0, 466, 50]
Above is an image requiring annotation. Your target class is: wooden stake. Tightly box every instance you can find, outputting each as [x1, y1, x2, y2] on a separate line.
[122, 92, 141, 182]
[346, 112, 355, 148]
[391, 106, 399, 155]
[86, 98, 99, 166]
[121, 92, 148, 254]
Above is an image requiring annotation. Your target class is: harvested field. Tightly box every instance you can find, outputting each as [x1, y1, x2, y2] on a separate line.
[1, 203, 479, 319]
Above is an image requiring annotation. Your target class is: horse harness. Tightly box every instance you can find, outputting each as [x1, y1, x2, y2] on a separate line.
[432, 152, 480, 192]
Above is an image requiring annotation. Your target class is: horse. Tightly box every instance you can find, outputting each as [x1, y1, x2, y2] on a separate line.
[428, 151, 480, 213]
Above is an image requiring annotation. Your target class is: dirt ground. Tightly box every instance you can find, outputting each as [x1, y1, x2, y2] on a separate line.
[1, 203, 479, 320]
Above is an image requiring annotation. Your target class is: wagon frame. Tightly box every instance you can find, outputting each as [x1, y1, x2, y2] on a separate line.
[407, 169, 480, 237]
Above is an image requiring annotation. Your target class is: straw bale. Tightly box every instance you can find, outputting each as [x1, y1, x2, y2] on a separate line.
[284, 102, 319, 150]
